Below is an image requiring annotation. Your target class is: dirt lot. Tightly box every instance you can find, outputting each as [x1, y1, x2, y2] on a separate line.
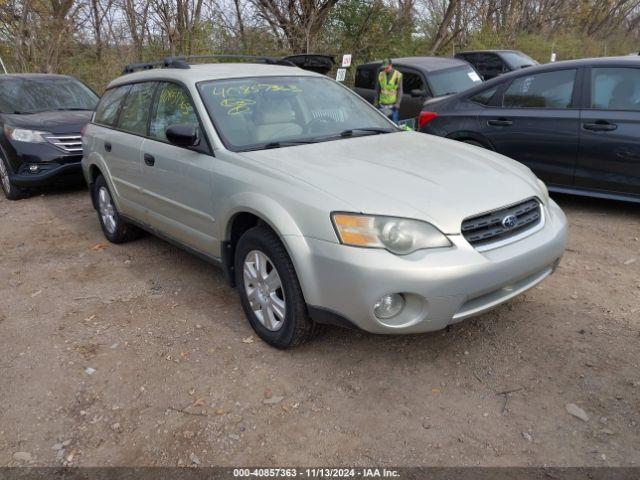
[0, 186, 638, 467]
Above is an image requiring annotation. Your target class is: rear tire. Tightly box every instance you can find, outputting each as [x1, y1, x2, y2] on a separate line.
[93, 175, 141, 243]
[234, 226, 318, 348]
[0, 155, 25, 200]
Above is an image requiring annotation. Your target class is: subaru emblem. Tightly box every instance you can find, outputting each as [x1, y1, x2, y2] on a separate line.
[501, 214, 518, 229]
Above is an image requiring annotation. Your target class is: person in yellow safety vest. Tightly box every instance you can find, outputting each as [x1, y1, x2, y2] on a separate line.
[374, 58, 403, 123]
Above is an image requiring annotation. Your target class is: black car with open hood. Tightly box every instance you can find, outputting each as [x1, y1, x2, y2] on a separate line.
[0, 74, 98, 199]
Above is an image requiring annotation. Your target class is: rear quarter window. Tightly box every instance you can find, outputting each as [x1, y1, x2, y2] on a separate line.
[470, 85, 499, 106]
[355, 67, 376, 89]
[94, 85, 131, 127]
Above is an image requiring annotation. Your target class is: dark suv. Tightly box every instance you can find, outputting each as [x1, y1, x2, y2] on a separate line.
[0, 74, 99, 199]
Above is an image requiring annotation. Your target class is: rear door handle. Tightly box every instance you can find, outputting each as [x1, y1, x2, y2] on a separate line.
[104, 141, 111, 152]
[487, 118, 513, 127]
[583, 121, 617, 132]
[143, 153, 155, 166]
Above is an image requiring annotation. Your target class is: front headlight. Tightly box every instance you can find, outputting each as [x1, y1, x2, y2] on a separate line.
[4, 126, 49, 143]
[537, 178, 549, 204]
[332, 213, 452, 255]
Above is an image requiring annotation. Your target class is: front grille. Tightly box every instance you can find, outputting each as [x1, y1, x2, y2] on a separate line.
[462, 198, 542, 248]
[44, 134, 82, 154]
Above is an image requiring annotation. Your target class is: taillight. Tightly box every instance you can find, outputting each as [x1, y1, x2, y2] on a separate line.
[418, 111, 438, 129]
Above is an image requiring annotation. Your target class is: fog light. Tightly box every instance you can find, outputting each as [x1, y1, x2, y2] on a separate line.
[373, 293, 405, 319]
[29, 165, 39, 173]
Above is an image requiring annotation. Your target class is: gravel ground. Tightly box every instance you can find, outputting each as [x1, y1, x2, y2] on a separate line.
[0, 187, 638, 467]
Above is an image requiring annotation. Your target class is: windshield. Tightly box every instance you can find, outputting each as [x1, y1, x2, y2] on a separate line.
[0, 76, 98, 114]
[197, 76, 397, 151]
[501, 52, 537, 69]
[428, 66, 483, 97]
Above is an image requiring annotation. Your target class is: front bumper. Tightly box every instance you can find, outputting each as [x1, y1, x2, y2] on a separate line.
[290, 199, 568, 334]
[9, 161, 82, 187]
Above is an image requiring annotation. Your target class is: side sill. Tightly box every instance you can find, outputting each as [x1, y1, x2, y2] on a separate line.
[121, 214, 227, 273]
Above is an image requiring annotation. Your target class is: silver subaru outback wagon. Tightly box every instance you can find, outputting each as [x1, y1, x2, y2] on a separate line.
[82, 59, 568, 348]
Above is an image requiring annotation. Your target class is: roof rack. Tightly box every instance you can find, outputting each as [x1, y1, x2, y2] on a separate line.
[122, 54, 296, 75]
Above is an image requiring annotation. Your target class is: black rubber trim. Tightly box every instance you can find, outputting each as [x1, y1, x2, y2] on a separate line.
[9, 162, 82, 186]
[307, 305, 361, 331]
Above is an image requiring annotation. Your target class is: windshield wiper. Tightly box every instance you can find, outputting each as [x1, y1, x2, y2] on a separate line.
[339, 127, 395, 137]
[259, 139, 320, 150]
[52, 107, 91, 111]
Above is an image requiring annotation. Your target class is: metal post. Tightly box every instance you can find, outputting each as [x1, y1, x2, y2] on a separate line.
[0, 56, 7, 74]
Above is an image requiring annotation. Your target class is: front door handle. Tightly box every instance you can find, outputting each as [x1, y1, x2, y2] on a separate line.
[583, 121, 617, 132]
[104, 141, 111, 152]
[144, 153, 155, 166]
[487, 118, 513, 127]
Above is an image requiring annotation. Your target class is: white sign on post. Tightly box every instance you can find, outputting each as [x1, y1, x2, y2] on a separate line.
[341, 54, 352, 68]
[336, 68, 347, 82]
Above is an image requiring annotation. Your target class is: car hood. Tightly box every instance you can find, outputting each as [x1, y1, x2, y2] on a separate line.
[2, 110, 92, 134]
[239, 131, 543, 234]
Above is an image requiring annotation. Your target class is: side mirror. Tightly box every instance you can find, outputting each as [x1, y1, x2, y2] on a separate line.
[166, 124, 199, 147]
[411, 89, 428, 98]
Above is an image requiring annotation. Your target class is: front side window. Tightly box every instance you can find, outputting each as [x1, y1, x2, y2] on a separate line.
[150, 82, 199, 142]
[197, 76, 397, 151]
[118, 82, 157, 135]
[0, 76, 98, 114]
[399, 70, 425, 93]
[94, 85, 131, 126]
[503, 69, 576, 109]
[428, 66, 482, 97]
[591, 67, 640, 111]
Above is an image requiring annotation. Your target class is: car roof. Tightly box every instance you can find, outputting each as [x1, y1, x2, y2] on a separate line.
[456, 50, 526, 55]
[109, 63, 321, 89]
[359, 56, 470, 72]
[0, 73, 75, 81]
[451, 55, 640, 98]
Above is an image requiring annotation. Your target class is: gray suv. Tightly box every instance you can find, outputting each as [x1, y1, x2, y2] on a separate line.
[82, 58, 567, 348]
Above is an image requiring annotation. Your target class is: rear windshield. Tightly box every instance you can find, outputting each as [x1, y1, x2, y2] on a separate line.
[501, 52, 537, 69]
[428, 66, 482, 97]
[0, 76, 98, 114]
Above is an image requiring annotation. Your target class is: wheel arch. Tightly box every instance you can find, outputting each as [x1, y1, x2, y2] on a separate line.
[221, 194, 307, 289]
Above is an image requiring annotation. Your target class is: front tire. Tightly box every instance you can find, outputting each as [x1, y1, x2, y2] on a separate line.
[0, 155, 25, 200]
[234, 226, 318, 348]
[93, 175, 140, 243]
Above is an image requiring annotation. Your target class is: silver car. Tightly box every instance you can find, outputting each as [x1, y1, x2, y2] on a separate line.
[82, 60, 568, 348]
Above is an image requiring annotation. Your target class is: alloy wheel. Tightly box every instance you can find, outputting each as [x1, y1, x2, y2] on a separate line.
[97, 186, 117, 234]
[242, 250, 286, 331]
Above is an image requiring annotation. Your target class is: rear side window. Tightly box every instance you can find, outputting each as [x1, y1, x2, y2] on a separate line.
[150, 82, 198, 142]
[503, 69, 576, 108]
[118, 82, 157, 135]
[591, 67, 640, 111]
[94, 85, 131, 126]
[399, 70, 426, 93]
[470, 85, 498, 105]
[355, 67, 376, 89]
[475, 53, 506, 76]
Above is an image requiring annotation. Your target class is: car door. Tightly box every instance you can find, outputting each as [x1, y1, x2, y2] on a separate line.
[110, 81, 157, 213]
[395, 66, 430, 124]
[353, 64, 378, 105]
[138, 81, 217, 255]
[575, 66, 640, 196]
[92, 84, 141, 212]
[478, 68, 580, 186]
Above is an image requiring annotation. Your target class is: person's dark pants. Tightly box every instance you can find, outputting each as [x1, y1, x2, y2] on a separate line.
[379, 105, 399, 123]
